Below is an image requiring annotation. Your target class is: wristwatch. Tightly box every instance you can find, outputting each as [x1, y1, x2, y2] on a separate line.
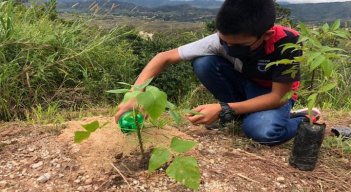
[219, 102, 236, 125]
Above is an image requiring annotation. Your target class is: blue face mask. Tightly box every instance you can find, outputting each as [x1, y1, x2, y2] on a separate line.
[220, 38, 262, 60]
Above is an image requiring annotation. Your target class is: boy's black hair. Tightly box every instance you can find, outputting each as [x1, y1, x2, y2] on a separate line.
[216, 0, 276, 37]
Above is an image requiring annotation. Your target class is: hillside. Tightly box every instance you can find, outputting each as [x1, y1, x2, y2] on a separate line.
[58, 0, 351, 24]
[282, 2, 351, 23]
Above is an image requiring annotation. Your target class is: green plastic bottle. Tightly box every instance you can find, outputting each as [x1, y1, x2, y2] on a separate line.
[118, 111, 144, 134]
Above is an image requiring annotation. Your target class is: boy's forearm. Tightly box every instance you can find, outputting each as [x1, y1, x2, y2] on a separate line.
[229, 93, 287, 114]
[134, 49, 181, 86]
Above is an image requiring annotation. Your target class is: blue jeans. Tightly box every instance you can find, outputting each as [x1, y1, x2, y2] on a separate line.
[192, 56, 304, 145]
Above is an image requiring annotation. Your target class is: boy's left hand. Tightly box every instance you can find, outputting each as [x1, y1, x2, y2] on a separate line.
[186, 103, 221, 125]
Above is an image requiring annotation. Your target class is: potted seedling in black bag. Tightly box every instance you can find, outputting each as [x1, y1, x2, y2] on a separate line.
[267, 20, 350, 171]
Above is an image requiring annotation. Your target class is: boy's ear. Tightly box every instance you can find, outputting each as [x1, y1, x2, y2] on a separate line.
[262, 30, 275, 40]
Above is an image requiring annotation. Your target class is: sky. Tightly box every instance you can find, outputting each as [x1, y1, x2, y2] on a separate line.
[279, 0, 351, 3]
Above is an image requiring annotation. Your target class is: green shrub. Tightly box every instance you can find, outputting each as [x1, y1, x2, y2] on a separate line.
[0, 1, 138, 120]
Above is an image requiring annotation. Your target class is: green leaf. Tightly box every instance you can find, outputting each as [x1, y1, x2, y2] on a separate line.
[281, 43, 300, 54]
[169, 110, 182, 125]
[148, 148, 171, 173]
[166, 156, 200, 190]
[117, 82, 132, 86]
[320, 46, 345, 53]
[310, 55, 325, 72]
[170, 137, 197, 153]
[307, 37, 322, 48]
[133, 78, 153, 91]
[321, 59, 334, 77]
[106, 89, 129, 94]
[307, 93, 318, 118]
[321, 23, 329, 33]
[123, 91, 142, 103]
[136, 86, 167, 120]
[166, 101, 176, 110]
[297, 36, 309, 44]
[334, 31, 350, 39]
[281, 91, 294, 102]
[307, 52, 321, 64]
[298, 22, 308, 35]
[318, 83, 337, 93]
[74, 131, 91, 143]
[82, 121, 100, 132]
[266, 59, 294, 69]
[183, 109, 203, 116]
[331, 20, 340, 31]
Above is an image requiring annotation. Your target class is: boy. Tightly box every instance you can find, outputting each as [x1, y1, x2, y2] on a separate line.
[115, 0, 320, 145]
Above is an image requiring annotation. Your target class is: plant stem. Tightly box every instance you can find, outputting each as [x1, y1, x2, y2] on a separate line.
[133, 110, 145, 159]
[309, 70, 316, 91]
[309, 69, 316, 125]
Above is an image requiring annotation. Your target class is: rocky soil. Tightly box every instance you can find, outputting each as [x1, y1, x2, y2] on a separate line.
[1, 111, 351, 192]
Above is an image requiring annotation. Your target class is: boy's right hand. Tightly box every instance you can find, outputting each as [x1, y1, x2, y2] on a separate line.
[115, 99, 137, 124]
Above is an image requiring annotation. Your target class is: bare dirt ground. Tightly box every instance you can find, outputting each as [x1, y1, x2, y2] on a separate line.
[1, 111, 351, 192]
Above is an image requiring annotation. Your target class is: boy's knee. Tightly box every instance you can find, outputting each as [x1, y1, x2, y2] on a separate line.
[242, 118, 284, 146]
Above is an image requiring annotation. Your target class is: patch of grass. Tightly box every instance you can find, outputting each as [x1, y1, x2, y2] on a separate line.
[323, 136, 351, 157]
[25, 102, 65, 125]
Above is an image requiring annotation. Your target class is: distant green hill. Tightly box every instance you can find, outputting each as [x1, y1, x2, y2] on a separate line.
[58, 0, 351, 24]
[282, 2, 351, 23]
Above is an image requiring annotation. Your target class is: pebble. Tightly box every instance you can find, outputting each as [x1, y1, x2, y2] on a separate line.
[0, 181, 8, 188]
[37, 173, 51, 183]
[74, 179, 81, 184]
[59, 174, 65, 178]
[31, 161, 44, 169]
[84, 184, 93, 190]
[77, 186, 84, 191]
[276, 176, 285, 182]
[28, 146, 36, 152]
[340, 158, 349, 164]
[85, 178, 93, 185]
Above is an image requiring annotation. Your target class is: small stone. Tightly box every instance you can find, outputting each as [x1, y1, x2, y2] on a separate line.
[208, 149, 215, 154]
[77, 186, 84, 191]
[31, 161, 43, 169]
[74, 179, 81, 184]
[84, 185, 93, 190]
[28, 146, 36, 152]
[277, 176, 285, 182]
[209, 159, 215, 164]
[0, 181, 8, 188]
[133, 180, 138, 185]
[340, 158, 349, 164]
[59, 174, 65, 178]
[9, 174, 15, 179]
[37, 173, 51, 183]
[85, 178, 93, 185]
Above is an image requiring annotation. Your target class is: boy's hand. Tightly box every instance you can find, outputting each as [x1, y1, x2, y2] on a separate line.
[115, 99, 137, 123]
[186, 104, 221, 125]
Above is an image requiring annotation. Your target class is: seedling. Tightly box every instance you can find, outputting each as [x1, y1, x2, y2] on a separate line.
[107, 78, 201, 190]
[267, 20, 350, 124]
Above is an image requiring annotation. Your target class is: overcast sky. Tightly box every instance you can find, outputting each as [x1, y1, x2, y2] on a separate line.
[281, 0, 351, 3]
